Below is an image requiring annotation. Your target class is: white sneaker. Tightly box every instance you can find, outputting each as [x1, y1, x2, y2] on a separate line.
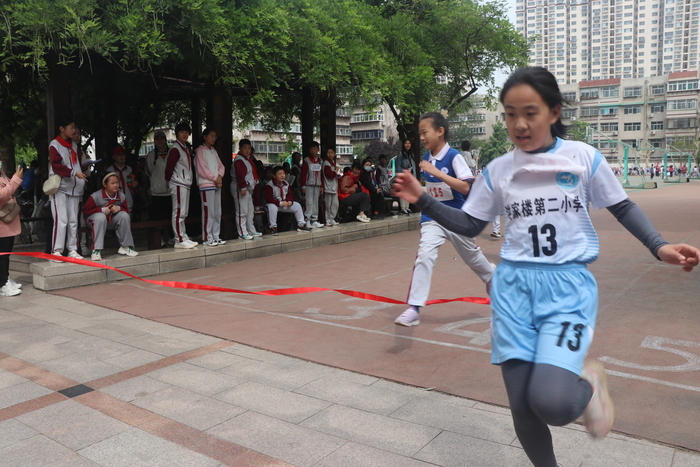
[581, 360, 615, 439]
[68, 250, 84, 260]
[240, 234, 254, 240]
[490, 231, 502, 238]
[91, 250, 102, 261]
[356, 214, 371, 223]
[118, 246, 139, 257]
[214, 238, 226, 245]
[251, 232, 263, 237]
[311, 221, 324, 228]
[394, 308, 420, 326]
[185, 239, 199, 247]
[50, 251, 63, 263]
[174, 241, 196, 249]
[7, 278, 21, 289]
[0, 282, 21, 297]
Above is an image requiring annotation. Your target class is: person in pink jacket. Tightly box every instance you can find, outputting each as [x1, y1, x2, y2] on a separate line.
[0, 164, 24, 296]
[194, 128, 225, 246]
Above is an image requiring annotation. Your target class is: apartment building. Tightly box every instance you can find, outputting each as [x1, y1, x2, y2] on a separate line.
[560, 70, 699, 163]
[516, 0, 700, 84]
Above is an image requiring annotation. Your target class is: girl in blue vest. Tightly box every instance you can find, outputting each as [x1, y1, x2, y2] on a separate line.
[394, 112, 494, 327]
[392, 67, 700, 466]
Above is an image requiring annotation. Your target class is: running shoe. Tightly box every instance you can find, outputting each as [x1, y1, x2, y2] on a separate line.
[240, 234, 254, 240]
[7, 278, 21, 289]
[68, 250, 84, 260]
[270, 227, 278, 236]
[394, 308, 420, 326]
[581, 360, 615, 439]
[91, 250, 102, 261]
[491, 231, 502, 238]
[118, 246, 139, 257]
[251, 232, 263, 237]
[311, 221, 324, 228]
[215, 238, 226, 245]
[356, 213, 371, 223]
[0, 281, 21, 297]
[50, 251, 63, 263]
[174, 241, 196, 249]
[297, 224, 312, 232]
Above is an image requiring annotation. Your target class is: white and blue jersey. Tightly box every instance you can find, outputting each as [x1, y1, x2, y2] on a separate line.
[421, 144, 473, 223]
[463, 138, 627, 264]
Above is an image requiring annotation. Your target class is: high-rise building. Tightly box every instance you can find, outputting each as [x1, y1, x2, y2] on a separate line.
[515, 0, 700, 84]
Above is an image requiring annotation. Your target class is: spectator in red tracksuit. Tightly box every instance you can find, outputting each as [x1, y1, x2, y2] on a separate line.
[164, 123, 198, 249]
[82, 173, 138, 261]
[264, 166, 312, 236]
[230, 138, 261, 240]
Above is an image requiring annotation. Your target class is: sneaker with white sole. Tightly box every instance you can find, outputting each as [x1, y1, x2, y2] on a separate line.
[203, 240, 217, 246]
[356, 213, 371, 223]
[581, 360, 615, 439]
[174, 241, 196, 249]
[311, 221, 324, 228]
[297, 224, 312, 232]
[251, 232, 263, 237]
[0, 281, 21, 297]
[91, 250, 102, 261]
[394, 308, 420, 326]
[68, 250, 84, 260]
[185, 239, 198, 247]
[240, 234, 254, 240]
[118, 246, 139, 257]
[50, 251, 63, 263]
[7, 278, 21, 289]
[491, 231, 502, 238]
[215, 238, 226, 245]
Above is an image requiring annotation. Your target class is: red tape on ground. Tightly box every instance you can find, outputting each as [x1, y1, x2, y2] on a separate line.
[4, 252, 490, 306]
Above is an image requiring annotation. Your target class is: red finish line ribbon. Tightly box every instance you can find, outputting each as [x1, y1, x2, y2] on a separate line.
[4, 252, 490, 306]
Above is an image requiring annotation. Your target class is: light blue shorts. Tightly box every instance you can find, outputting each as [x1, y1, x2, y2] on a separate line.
[490, 260, 598, 375]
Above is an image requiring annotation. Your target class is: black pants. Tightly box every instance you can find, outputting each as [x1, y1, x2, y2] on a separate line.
[340, 192, 370, 214]
[149, 195, 173, 239]
[501, 360, 593, 467]
[0, 235, 15, 287]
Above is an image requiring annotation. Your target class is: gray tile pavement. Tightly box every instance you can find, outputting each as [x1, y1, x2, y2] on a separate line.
[0, 278, 698, 466]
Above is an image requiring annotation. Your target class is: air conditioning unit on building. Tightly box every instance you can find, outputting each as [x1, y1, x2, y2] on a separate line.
[648, 114, 654, 118]
[571, 117, 577, 120]
[612, 132, 618, 136]
[650, 130, 656, 135]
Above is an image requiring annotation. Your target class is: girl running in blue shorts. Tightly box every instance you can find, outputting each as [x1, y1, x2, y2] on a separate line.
[392, 67, 700, 467]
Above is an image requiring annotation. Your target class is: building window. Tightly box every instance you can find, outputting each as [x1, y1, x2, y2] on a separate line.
[668, 99, 697, 110]
[666, 118, 698, 129]
[351, 130, 385, 140]
[651, 85, 665, 95]
[651, 121, 665, 130]
[623, 87, 642, 97]
[562, 109, 577, 118]
[562, 92, 577, 101]
[600, 122, 619, 131]
[581, 88, 600, 99]
[350, 112, 385, 123]
[600, 107, 619, 116]
[580, 107, 600, 117]
[601, 86, 619, 97]
[624, 106, 642, 114]
[667, 80, 699, 92]
[624, 122, 642, 131]
[650, 103, 665, 113]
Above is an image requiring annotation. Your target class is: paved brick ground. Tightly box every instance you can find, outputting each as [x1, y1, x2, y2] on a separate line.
[51, 179, 700, 458]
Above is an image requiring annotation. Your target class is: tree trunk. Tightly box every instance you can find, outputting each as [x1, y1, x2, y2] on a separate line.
[319, 88, 337, 155]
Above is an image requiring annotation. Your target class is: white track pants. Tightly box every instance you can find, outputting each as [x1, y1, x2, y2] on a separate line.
[407, 221, 494, 307]
[170, 184, 191, 243]
[200, 189, 221, 242]
[51, 192, 80, 253]
[304, 185, 321, 222]
[266, 202, 304, 228]
[87, 211, 134, 250]
[324, 192, 339, 223]
[232, 185, 255, 237]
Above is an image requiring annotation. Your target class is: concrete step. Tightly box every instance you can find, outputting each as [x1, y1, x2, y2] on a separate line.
[25, 215, 420, 291]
